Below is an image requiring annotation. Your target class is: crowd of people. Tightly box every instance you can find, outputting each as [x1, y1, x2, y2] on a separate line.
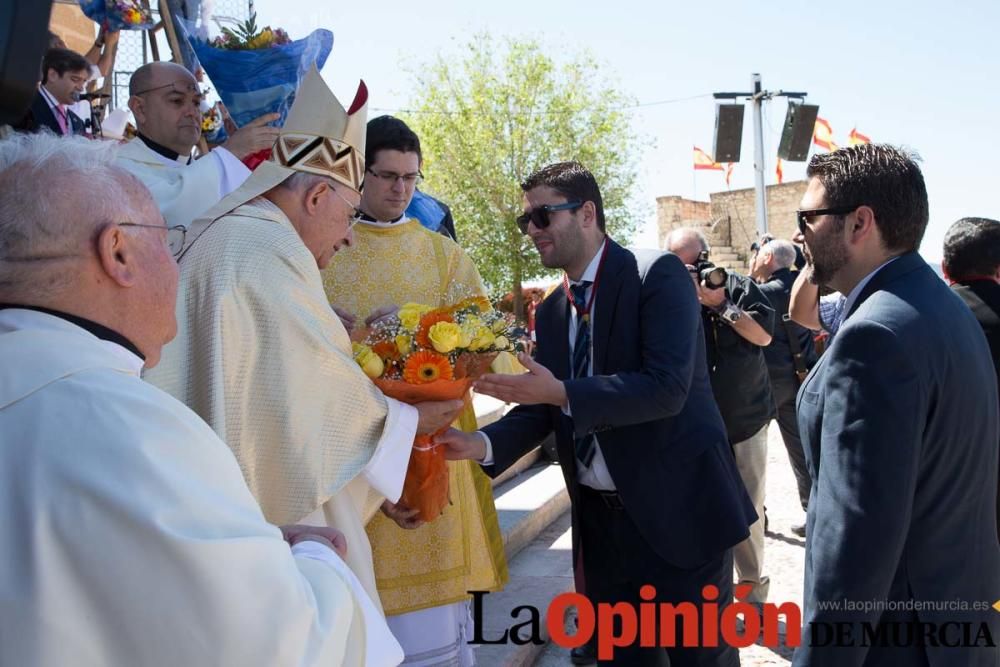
[0, 33, 998, 667]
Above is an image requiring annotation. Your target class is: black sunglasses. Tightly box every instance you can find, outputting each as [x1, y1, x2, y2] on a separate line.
[796, 204, 861, 235]
[516, 201, 582, 234]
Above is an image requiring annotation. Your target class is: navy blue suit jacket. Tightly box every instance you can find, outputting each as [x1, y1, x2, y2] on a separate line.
[23, 91, 86, 136]
[794, 252, 1000, 667]
[482, 240, 755, 568]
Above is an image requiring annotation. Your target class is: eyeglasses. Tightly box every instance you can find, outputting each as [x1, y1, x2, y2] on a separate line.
[118, 222, 187, 257]
[796, 205, 861, 236]
[329, 187, 362, 227]
[365, 167, 423, 187]
[515, 201, 583, 235]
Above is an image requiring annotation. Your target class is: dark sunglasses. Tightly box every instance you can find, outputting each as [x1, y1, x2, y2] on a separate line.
[516, 201, 582, 234]
[796, 204, 861, 235]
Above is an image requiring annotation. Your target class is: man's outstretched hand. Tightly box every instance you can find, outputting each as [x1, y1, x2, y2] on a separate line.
[474, 352, 567, 407]
[436, 428, 487, 462]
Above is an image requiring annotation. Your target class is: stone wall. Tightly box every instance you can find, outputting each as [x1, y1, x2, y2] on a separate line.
[656, 180, 808, 270]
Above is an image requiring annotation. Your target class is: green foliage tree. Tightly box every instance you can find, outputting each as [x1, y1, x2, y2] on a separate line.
[403, 35, 642, 316]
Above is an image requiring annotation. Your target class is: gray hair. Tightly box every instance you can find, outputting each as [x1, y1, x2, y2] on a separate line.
[0, 133, 141, 295]
[279, 171, 336, 193]
[764, 239, 797, 269]
[665, 227, 710, 253]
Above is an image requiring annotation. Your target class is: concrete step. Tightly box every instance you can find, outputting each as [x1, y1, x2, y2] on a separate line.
[494, 460, 571, 561]
[472, 511, 574, 667]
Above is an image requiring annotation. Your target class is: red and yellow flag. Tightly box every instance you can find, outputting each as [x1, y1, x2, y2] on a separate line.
[848, 127, 871, 146]
[776, 158, 784, 185]
[813, 117, 838, 152]
[693, 146, 724, 171]
[725, 162, 735, 186]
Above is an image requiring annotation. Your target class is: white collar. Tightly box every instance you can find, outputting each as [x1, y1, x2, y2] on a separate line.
[39, 85, 63, 113]
[571, 239, 608, 286]
[356, 215, 409, 228]
[840, 256, 899, 327]
[0, 309, 144, 376]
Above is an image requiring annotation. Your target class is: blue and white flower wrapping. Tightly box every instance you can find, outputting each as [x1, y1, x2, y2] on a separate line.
[78, 0, 156, 31]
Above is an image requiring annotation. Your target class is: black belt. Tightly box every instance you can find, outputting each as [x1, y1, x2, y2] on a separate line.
[579, 485, 625, 510]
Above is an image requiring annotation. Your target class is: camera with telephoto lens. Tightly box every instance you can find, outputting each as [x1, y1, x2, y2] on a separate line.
[694, 250, 728, 289]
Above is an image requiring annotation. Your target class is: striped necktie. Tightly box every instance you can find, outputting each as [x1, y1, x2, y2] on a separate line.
[570, 281, 596, 466]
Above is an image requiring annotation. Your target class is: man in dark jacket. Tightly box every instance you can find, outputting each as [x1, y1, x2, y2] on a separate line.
[752, 238, 818, 537]
[942, 216, 1000, 543]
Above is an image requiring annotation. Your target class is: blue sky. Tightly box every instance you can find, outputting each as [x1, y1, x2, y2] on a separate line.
[253, 0, 997, 260]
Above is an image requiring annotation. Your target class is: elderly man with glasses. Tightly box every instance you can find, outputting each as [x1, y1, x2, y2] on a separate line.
[0, 132, 403, 667]
[790, 144, 1000, 667]
[143, 70, 464, 643]
[321, 114, 511, 667]
[115, 61, 280, 229]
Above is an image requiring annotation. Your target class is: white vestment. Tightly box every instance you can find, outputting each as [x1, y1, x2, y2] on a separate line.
[144, 198, 416, 613]
[115, 137, 251, 228]
[0, 309, 403, 666]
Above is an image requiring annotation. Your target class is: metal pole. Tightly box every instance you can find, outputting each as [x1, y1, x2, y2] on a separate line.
[751, 73, 768, 237]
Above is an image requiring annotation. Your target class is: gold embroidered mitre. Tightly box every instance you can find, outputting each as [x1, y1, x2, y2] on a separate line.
[271, 66, 368, 194]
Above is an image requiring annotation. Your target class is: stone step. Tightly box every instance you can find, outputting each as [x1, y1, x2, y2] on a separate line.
[472, 511, 574, 667]
[493, 460, 571, 562]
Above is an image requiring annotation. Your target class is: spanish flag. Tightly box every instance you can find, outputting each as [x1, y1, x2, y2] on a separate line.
[694, 146, 724, 171]
[848, 127, 871, 146]
[813, 117, 838, 152]
[776, 158, 784, 185]
[725, 162, 735, 187]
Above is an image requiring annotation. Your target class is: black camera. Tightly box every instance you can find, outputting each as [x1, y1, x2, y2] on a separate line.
[694, 250, 728, 290]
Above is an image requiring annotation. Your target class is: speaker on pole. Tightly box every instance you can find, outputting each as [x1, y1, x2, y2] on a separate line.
[712, 104, 744, 163]
[777, 102, 819, 162]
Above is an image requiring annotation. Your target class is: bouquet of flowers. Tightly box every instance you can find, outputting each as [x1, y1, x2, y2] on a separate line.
[78, 0, 155, 31]
[179, 13, 332, 168]
[352, 297, 525, 522]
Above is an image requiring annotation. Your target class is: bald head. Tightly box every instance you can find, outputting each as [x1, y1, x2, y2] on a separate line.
[129, 61, 198, 97]
[665, 227, 709, 266]
[128, 63, 203, 155]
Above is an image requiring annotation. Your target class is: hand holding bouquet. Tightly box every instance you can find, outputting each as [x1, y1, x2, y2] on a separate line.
[352, 297, 525, 522]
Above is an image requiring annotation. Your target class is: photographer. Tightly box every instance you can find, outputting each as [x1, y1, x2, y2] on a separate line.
[751, 237, 819, 538]
[666, 227, 775, 603]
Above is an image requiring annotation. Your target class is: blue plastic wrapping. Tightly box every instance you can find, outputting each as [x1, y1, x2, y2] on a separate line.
[180, 20, 333, 130]
[77, 0, 156, 31]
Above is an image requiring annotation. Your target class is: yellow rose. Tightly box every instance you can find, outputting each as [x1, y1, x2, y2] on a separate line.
[464, 322, 495, 351]
[398, 303, 432, 330]
[428, 321, 464, 353]
[352, 343, 384, 379]
[491, 318, 508, 334]
[395, 334, 412, 356]
[493, 336, 510, 351]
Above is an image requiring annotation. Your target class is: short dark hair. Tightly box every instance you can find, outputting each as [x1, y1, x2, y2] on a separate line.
[942, 217, 1000, 280]
[365, 115, 421, 167]
[806, 143, 928, 253]
[41, 48, 90, 84]
[520, 161, 606, 232]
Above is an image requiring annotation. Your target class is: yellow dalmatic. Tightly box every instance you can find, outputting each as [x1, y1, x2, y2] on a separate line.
[322, 219, 509, 615]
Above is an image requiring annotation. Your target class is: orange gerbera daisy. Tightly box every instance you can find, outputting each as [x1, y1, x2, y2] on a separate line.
[403, 350, 454, 384]
[372, 340, 401, 361]
[415, 310, 454, 348]
[452, 296, 491, 313]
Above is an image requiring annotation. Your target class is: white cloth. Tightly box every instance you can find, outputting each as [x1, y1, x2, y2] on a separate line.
[385, 601, 475, 667]
[115, 137, 251, 228]
[144, 198, 417, 612]
[0, 309, 402, 666]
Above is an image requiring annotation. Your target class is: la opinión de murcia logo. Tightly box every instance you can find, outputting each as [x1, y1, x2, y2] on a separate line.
[468, 587, 998, 661]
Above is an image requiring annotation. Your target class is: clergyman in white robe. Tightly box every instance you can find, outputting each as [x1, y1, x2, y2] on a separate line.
[0, 307, 403, 667]
[115, 133, 251, 228]
[144, 197, 416, 612]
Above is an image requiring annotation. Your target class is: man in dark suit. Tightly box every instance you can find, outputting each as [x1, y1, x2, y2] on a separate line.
[440, 161, 755, 666]
[21, 48, 90, 136]
[793, 145, 1000, 666]
[942, 216, 1000, 544]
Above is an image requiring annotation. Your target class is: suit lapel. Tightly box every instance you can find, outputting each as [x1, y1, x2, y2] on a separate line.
[540, 289, 570, 381]
[593, 240, 627, 373]
[844, 252, 926, 321]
